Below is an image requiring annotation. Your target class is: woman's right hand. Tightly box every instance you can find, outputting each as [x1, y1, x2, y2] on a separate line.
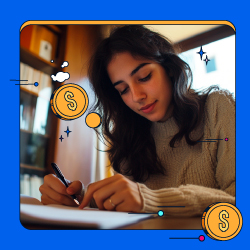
[39, 174, 84, 206]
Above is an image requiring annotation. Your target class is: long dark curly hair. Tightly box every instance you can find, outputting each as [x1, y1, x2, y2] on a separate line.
[88, 25, 217, 182]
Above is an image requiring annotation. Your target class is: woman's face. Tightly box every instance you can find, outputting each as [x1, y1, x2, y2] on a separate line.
[107, 52, 173, 122]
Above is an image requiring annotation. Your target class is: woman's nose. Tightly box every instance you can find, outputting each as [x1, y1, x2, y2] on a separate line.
[131, 85, 146, 102]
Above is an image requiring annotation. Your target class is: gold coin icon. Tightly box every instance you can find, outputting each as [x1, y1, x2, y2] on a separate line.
[50, 83, 88, 121]
[85, 112, 102, 128]
[202, 202, 243, 241]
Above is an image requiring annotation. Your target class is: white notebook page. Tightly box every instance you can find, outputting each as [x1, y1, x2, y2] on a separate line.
[20, 195, 153, 229]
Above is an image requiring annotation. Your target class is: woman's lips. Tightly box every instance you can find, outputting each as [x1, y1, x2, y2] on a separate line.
[140, 101, 157, 113]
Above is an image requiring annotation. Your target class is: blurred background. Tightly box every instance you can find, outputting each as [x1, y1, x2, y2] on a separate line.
[19, 23, 235, 200]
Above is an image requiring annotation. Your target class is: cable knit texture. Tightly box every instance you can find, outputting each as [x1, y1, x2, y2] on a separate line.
[120, 90, 235, 216]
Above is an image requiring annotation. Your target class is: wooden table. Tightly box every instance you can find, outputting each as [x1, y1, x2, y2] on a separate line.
[22, 216, 202, 230]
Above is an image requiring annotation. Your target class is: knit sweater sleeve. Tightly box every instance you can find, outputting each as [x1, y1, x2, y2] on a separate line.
[137, 91, 235, 217]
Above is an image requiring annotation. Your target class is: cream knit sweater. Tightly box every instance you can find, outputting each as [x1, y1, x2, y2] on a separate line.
[136, 90, 235, 216]
[89, 90, 235, 216]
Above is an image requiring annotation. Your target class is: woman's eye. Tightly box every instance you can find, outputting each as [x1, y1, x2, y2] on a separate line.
[120, 87, 128, 95]
[139, 72, 152, 82]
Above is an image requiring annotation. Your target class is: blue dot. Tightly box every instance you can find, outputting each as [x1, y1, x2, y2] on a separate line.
[158, 210, 164, 217]
[34, 82, 39, 87]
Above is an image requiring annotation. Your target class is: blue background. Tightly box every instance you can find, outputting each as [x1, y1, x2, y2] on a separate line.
[2, 1, 248, 249]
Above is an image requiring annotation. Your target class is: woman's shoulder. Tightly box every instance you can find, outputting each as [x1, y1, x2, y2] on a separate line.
[205, 89, 235, 106]
[204, 89, 235, 124]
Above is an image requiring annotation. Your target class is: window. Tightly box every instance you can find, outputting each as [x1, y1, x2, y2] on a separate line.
[179, 35, 235, 97]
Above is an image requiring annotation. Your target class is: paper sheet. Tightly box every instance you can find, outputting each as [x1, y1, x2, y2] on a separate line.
[20, 195, 152, 229]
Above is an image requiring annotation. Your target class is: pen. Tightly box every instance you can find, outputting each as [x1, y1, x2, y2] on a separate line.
[51, 162, 80, 206]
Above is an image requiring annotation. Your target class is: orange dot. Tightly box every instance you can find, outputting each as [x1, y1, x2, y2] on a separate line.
[85, 113, 102, 128]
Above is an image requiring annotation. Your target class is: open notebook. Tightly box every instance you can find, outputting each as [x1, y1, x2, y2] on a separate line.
[20, 195, 153, 229]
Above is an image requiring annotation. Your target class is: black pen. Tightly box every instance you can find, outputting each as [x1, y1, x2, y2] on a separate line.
[51, 162, 80, 206]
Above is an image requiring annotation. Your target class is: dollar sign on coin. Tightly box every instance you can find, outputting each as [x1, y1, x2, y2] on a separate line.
[64, 91, 77, 111]
[50, 83, 88, 121]
[202, 202, 242, 241]
[219, 210, 229, 232]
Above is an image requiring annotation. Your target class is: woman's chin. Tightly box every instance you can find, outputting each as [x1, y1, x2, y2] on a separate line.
[146, 112, 173, 123]
[144, 113, 166, 122]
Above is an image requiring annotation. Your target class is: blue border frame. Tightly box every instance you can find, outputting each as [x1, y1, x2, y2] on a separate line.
[1, 1, 247, 249]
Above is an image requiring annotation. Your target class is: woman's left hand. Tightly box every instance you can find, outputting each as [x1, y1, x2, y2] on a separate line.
[79, 174, 143, 212]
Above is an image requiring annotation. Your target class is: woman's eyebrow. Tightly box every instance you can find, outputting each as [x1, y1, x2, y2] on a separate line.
[130, 62, 150, 77]
[113, 63, 150, 87]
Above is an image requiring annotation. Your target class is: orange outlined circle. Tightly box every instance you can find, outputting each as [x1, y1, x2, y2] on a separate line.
[85, 112, 102, 128]
[50, 83, 88, 121]
[202, 203, 242, 241]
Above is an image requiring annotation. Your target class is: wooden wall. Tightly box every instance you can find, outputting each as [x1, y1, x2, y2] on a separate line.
[53, 25, 103, 185]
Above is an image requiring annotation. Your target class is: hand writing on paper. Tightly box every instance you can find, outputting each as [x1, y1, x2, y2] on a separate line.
[39, 174, 84, 206]
[79, 174, 143, 212]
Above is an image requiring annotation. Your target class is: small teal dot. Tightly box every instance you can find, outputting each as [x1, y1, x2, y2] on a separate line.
[34, 82, 39, 87]
[158, 210, 164, 217]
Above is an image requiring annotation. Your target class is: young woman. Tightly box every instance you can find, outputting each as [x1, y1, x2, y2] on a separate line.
[40, 25, 235, 216]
